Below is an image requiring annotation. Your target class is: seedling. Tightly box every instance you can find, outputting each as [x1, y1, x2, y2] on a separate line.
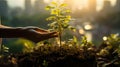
[46, 2, 75, 46]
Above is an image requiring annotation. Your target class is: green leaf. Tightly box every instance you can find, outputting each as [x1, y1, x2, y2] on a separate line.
[68, 26, 76, 32]
[65, 10, 71, 13]
[73, 36, 77, 43]
[48, 22, 57, 27]
[66, 15, 71, 20]
[46, 16, 56, 21]
[62, 23, 69, 28]
[51, 2, 57, 6]
[45, 6, 51, 10]
[51, 9, 59, 15]
[81, 36, 87, 44]
[60, 3, 67, 7]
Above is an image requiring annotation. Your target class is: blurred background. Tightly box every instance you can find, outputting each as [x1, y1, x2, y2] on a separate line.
[0, 0, 120, 53]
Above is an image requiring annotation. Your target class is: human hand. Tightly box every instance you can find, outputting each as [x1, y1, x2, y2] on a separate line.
[23, 27, 58, 43]
[0, 25, 58, 43]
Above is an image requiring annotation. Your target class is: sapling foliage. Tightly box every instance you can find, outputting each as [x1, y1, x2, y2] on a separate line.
[46, 2, 75, 46]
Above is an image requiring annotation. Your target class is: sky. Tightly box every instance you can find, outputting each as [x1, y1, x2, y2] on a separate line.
[7, 0, 116, 10]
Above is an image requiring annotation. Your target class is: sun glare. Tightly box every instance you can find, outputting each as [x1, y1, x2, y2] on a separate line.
[31, 0, 116, 11]
[44, 0, 49, 3]
[75, 0, 88, 9]
[76, 0, 116, 11]
[8, 0, 116, 10]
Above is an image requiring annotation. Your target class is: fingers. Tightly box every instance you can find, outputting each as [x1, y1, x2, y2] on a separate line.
[49, 32, 58, 37]
[44, 32, 58, 37]
[31, 34, 58, 43]
[34, 32, 58, 43]
[24, 26, 49, 32]
[48, 31, 57, 35]
[33, 28, 49, 33]
[28, 28, 58, 37]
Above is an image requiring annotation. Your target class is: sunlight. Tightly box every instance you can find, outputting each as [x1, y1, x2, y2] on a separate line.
[44, 0, 64, 3]
[44, 0, 49, 3]
[79, 28, 85, 35]
[75, 0, 88, 8]
[84, 24, 93, 30]
[7, 0, 116, 10]
[103, 36, 107, 41]
[71, 0, 116, 11]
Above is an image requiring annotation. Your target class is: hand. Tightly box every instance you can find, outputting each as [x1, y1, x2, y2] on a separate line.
[0, 25, 58, 43]
[23, 27, 58, 43]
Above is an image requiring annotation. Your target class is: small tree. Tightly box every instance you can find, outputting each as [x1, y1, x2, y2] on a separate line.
[46, 2, 74, 46]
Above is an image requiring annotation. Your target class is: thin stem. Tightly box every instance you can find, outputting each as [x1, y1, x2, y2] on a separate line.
[58, 27, 62, 46]
[57, 9, 62, 46]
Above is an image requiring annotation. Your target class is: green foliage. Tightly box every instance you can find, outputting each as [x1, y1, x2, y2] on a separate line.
[100, 34, 120, 55]
[46, 2, 72, 31]
[4, 39, 23, 53]
[16, 39, 35, 53]
[5, 39, 35, 53]
[1, 34, 120, 66]
[97, 34, 120, 66]
[107, 34, 120, 49]
[81, 36, 94, 50]
[0, 45, 9, 55]
[1, 45, 9, 53]
[46, 2, 75, 45]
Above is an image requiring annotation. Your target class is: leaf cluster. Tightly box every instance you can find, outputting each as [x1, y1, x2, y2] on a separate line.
[46, 2, 74, 31]
[97, 34, 120, 67]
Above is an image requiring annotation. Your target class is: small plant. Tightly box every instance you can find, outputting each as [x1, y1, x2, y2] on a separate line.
[0, 45, 9, 55]
[81, 36, 94, 50]
[97, 34, 120, 67]
[101, 34, 120, 55]
[46, 2, 75, 46]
